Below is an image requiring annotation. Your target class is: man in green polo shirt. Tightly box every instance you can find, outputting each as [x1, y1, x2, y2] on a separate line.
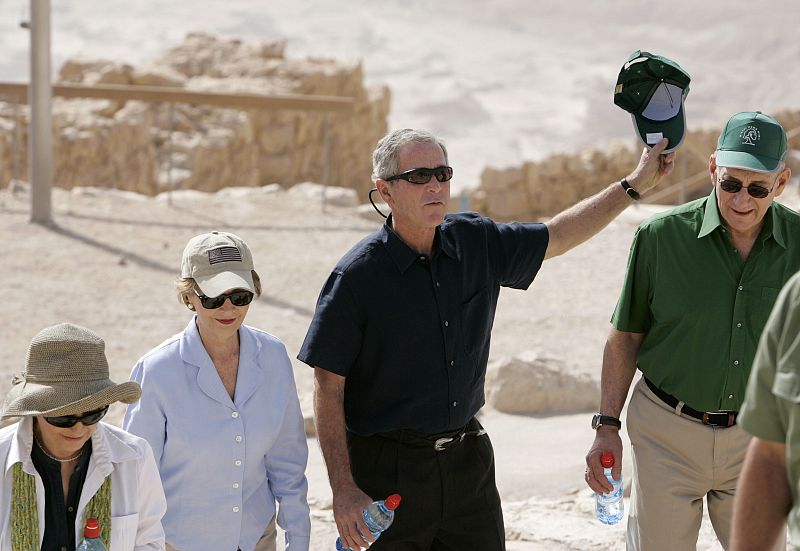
[584, 111, 798, 550]
[731, 271, 800, 550]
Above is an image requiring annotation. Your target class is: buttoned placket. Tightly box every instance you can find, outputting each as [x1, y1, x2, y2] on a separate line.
[230, 409, 244, 515]
[726, 242, 764, 408]
[429, 255, 461, 425]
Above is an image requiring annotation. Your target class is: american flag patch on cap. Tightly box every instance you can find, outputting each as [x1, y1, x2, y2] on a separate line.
[208, 246, 242, 264]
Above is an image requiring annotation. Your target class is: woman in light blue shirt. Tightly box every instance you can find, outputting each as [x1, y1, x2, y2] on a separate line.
[123, 231, 310, 551]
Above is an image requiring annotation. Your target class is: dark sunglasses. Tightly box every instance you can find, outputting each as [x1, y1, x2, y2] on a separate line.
[44, 406, 108, 428]
[718, 178, 774, 199]
[193, 288, 254, 309]
[385, 165, 453, 185]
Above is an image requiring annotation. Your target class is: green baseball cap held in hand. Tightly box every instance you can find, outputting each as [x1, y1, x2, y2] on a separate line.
[614, 50, 691, 153]
[715, 111, 788, 173]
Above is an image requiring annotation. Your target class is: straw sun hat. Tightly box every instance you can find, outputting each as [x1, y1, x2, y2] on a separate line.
[1, 323, 141, 420]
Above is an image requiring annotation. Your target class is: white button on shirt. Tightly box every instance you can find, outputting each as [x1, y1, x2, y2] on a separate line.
[124, 319, 311, 551]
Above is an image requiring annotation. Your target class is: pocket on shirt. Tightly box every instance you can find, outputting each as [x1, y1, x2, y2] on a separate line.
[110, 513, 139, 551]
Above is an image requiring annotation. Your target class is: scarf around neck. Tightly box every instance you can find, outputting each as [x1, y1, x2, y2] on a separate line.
[10, 461, 112, 550]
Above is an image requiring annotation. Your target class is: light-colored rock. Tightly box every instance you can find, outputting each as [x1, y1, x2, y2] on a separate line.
[131, 64, 187, 87]
[216, 184, 285, 198]
[154, 189, 212, 202]
[485, 351, 599, 414]
[57, 59, 133, 85]
[287, 181, 358, 207]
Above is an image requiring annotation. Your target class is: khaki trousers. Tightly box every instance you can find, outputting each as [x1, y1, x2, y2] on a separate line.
[626, 378, 785, 551]
[626, 379, 786, 551]
[165, 515, 276, 551]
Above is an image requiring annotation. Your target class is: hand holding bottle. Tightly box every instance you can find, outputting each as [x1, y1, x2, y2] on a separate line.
[335, 494, 402, 550]
[595, 452, 624, 525]
[585, 427, 623, 494]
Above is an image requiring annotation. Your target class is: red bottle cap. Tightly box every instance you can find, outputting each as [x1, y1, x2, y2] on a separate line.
[600, 451, 615, 468]
[84, 518, 101, 538]
[385, 494, 402, 510]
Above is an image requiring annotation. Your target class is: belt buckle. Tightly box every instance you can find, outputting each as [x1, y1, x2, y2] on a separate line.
[433, 432, 466, 452]
[702, 411, 736, 427]
[433, 437, 453, 451]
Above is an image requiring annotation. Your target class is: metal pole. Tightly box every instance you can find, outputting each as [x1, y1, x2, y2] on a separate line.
[29, 0, 52, 224]
[321, 113, 329, 212]
[13, 95, 21, 183]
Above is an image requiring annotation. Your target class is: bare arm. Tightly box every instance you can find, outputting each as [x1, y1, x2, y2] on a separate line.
[313, 367, 374, 550]
[730, 437, 791, 551]
[585, 328, 644, 493]
[545, 138, 675, 260]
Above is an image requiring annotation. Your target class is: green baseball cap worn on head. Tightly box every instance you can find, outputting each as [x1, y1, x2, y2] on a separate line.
[614, 50, 691, 153]
[715, 111, 788, 173]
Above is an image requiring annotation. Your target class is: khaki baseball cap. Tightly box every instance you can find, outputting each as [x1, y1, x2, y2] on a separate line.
[181, 231, 255, 297]
[715, 111, 788, 173]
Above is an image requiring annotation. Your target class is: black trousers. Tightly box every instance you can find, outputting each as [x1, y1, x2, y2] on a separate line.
[346, 417, 505, 551]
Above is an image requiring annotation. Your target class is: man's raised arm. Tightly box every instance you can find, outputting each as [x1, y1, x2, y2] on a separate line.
[545, 138, 674, 260]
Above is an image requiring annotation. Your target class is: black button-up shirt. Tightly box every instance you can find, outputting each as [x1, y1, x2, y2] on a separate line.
[31, 439, 92, 551]
[299, 213, 548, 435]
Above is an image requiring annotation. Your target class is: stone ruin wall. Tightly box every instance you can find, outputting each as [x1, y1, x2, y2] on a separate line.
[0, 32, 390, 199]
[472, 111, 800, 221]
[3, 33, 799, 216]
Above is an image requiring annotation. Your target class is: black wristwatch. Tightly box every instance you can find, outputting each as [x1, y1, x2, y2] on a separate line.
[592, 413, 622, 430]
[620, 178, 641, 201]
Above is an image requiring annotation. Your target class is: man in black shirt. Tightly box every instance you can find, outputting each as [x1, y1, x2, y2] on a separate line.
[299, 128, 675, 550]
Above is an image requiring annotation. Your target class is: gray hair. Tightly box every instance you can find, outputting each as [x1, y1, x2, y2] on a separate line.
[714, 157, 787, 174]
[372, 129, 448, 181]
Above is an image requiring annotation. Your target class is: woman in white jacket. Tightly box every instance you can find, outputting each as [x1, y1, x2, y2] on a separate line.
[0, 323, 166, 551]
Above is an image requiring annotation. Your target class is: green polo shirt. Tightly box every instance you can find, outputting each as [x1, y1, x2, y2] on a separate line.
[739, 271, 800, 548]
[612, 189, 800, 412]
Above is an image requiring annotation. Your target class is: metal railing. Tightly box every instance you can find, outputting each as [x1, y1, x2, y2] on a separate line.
[0, 81, 356, 211]
[0, 82, 355, 112]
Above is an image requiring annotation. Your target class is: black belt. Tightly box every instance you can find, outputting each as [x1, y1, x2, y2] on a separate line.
[372, 418, 487, 452]
[644, 377, 737, 427]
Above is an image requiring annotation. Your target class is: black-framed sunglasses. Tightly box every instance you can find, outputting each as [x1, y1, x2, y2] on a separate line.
[385, 165, 453, 185]
[44, 406, 109, 428]
[193, 288, 254, 310]
[718, 178, 774, 199]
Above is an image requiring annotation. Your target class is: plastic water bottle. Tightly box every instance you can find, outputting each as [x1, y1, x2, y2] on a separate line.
[595, 451, 624, 524]
[77, 518, 107, 551]
[335, 494, 402, 550]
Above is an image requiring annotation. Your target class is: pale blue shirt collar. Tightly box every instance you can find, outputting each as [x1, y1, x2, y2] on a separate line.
[178, 317, 266, 408]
